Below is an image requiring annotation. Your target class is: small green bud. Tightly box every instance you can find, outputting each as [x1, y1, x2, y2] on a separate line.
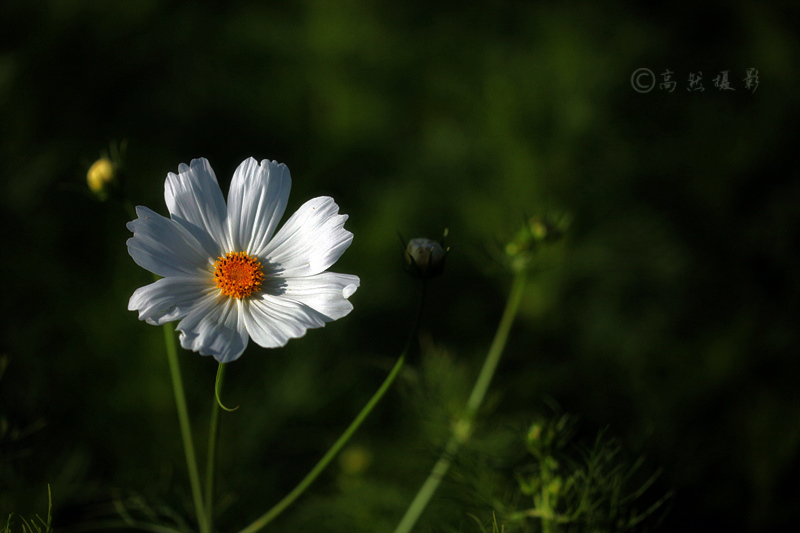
[528, 215, 565, 244]
[505, 241, 520, 257]
[527, 423, 543, 444]
[543, 456, 560, 476]
[504, 213, 569, 273]
[529, 218, 549, 240]
[547, 476, 562, 497]
[403, 232, 449, 279]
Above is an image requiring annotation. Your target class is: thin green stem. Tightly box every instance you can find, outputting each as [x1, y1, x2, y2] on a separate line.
[236, 354, 406, 533]
[403, 279, 427, 356]
[204, 363, 237, 530]
[215, 363, 239, 411]
[465, 271, 527, 415]
[394, 271, 527, 533]
[394, 434, 460, 533]
[235, 279, 428, 533]
[163, 324, 208, 533]
[204, 366, 222, 531]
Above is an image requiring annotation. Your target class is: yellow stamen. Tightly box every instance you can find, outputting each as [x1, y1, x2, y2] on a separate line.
[213, 251, 264, 299]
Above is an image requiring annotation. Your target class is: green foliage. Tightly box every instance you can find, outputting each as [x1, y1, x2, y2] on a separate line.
[2, 486, 52, 533]
[69, 492, 192, 533]
[509, 416, 669, 532]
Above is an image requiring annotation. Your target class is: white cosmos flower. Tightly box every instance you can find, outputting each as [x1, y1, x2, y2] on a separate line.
[127, 157, 359, 363]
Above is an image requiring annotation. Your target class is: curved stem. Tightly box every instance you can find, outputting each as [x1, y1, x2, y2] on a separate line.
[163, 324, 208, 533]
[394, 271, 527, 533]
[236, 279, 428, 533]
[215, 363, 239, 411]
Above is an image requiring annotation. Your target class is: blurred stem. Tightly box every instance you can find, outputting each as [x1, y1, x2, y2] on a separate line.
[163, 324, 208, 533]
[236, 354, 406, 533]
[204, 363, 238, 530]
[466, 270, 526, 415]
[204, 365, 222, 531]
[394, 271, 527, 533]
[404, 279, 427, 355]
[236, 280, 427, 533]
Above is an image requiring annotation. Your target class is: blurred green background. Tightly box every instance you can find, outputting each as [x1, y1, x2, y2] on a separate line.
[1, 1, 799, 531]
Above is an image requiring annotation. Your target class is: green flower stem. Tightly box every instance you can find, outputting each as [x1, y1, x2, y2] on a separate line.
[204, 368, 221, 531]
[466, 270, 527, 416]
[163, 324, 209, 533]
[236, 353, 406, 533]
[236, 279, 427, 533]
[215, 362, 239, 412]
[394, 271, 527, 533]
[394, 433, 460, 533]
[204, 363, 238, 531]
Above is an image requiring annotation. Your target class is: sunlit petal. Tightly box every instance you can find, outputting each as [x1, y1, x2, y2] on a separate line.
[177, 295, 249, 363]
[264, 197, 354, 278]
[227, 157, 291, 255]
[165, 158, 230, 257]
[127, 206, 212, 277]
[128, 276, 213, 325]
[270, 272, 359, 320]
[242, 295, 326, 349]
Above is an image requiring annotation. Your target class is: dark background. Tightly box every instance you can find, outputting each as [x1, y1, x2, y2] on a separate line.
[1, 1, 799, 531]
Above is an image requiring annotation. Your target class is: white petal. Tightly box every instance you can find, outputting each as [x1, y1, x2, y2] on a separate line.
[263, 197, 354, 278]
[176, 296, 249, 363]
[128, 276, 212, 325]
[271, 272, 359, 321]
[127, 206, 212, 277]
[227, 158, 292, 255]
[241, 294, 327, 349]
[165, 158, 229, 257]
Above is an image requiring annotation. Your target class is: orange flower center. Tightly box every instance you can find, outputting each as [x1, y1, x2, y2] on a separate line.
[213, 251, 264, 299]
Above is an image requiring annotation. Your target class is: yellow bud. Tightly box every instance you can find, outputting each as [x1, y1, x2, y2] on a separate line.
[87, 158, 115, 196]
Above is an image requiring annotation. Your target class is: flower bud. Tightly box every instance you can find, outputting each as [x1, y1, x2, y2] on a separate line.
[504, 213, 569, 273]
[546, 475, 562, 497]
[404, 237, 448, 279]
[86, 158, 116, 198]
[527, 422, 543, 444]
